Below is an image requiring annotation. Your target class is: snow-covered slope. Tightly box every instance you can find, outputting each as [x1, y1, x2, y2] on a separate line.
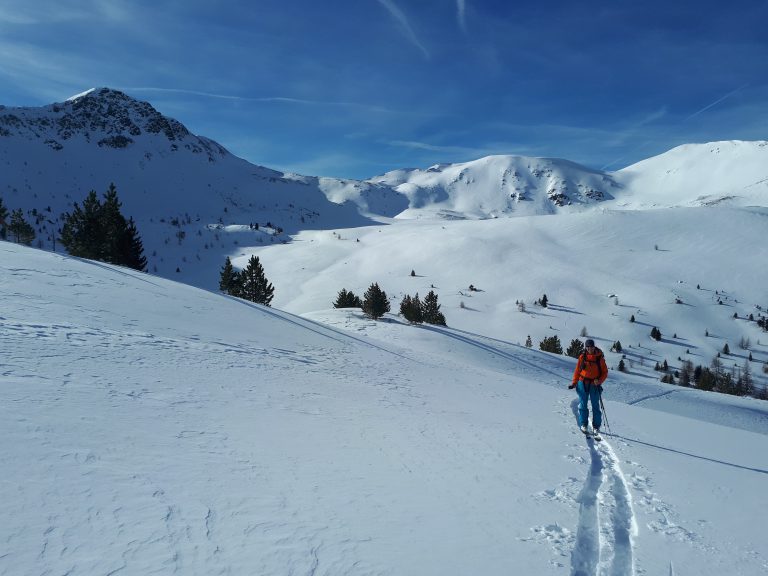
[2, 242, 767, 575]
[0, 87, 372, 285]
[613, 140, 768, 208]
[253, 205, 768, 388]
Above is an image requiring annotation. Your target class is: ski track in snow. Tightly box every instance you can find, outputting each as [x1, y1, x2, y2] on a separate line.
[571, 436, 637, 576]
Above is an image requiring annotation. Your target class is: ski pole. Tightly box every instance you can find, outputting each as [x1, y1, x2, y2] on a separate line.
[599, 391, 611, 436]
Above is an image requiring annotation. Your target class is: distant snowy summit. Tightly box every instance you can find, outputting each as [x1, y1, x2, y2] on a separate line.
[365, 155, 619, 218]
[613, 140, 768, 209]
[0, 87, 228, 162]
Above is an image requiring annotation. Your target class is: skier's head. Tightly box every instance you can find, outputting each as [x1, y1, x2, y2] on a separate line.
[584, 338, 595, 349]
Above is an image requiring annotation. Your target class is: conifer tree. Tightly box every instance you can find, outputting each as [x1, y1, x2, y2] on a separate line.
[422, 290, 446, 326]
[239, 255, 274, 306]
[61, 190, 104, 260]
[362, 282, 390, 319]
[120, 217, 147, 272]
[8, 209, 36, 245]
[333, 288, 362, 308]
[100, 183, 126, 263]
[219, 257, 241, 295]
[680, 360, 694, 387]
[566, 338, 585, 358]
[539, 335, 563, 354]
[400, 293, 424, 324]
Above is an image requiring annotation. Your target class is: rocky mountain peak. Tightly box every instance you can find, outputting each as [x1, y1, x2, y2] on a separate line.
[0, 87, 228, 160]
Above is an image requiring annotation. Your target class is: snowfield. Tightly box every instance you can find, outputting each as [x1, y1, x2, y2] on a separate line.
[2, 242, 767, 575]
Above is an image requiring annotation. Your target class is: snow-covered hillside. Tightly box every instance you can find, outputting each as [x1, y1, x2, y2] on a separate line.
[2, 242, 767, 575]
[251, 205, 768, 392]
[0, 87, 373, 284]
[614, 140, 768, 209]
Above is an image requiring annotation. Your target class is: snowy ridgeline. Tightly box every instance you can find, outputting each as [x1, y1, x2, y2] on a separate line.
[2, 241, 767, 576]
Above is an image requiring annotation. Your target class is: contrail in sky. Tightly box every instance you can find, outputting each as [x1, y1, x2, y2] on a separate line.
[124, 87, 397, 114]
[685, 83, 750, 121]
[376, 0, 430, 59]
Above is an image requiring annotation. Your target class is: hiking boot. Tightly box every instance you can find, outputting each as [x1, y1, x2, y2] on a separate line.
[580, 424, 589, 434]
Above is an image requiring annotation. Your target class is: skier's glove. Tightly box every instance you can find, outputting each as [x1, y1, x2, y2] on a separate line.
[568, 383, 576, 389]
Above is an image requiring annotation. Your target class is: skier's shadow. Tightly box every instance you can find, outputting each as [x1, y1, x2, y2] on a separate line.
[570, 399, 768, 475]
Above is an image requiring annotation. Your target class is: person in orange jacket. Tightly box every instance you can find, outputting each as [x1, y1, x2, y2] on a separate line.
[569, 338, 608, 434]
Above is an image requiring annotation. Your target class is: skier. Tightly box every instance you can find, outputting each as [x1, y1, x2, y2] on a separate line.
[569, 338, 608, 436]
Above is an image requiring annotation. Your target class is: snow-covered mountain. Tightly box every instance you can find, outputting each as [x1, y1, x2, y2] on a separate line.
[613, 140, 768, 209]
[0, 87, 373, 282]
[359, 155, 619, 218]
[3, 89, 767, 266]
[2, 241, 767, 575]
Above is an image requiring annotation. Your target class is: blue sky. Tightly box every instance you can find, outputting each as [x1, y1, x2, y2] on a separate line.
[1, 0, 767, 179]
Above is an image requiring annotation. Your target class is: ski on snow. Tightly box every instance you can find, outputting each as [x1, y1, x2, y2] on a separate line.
[581, 427, 602, 442]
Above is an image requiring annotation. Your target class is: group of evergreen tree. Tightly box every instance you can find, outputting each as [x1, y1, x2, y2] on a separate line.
[400, 290, 446, 326]
[400, 293, 424, 323]
[332, 284, 447, 325]
[59, 184, 146, 271]
[659, 356, 763, 398]
[219, 255, 274, 306]
[333, 288, 363, 309]
[0, 197, 36, 246]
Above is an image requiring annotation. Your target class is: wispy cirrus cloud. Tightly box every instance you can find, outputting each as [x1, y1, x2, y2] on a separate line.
[456, 0, 467, 33]
[0, 0, 129, 25]
[375, 0, 430, 59]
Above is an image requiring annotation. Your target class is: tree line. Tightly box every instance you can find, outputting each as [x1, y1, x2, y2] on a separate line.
[2, 184, 147, 272]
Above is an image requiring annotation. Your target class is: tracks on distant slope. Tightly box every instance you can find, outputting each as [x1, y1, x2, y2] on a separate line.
[571, 438, 637, 576]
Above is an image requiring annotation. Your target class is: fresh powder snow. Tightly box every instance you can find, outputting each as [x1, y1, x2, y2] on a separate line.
[2, 242, 767, 575]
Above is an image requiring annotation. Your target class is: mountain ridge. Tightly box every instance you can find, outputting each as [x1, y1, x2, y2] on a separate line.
[1, 87, 767, 292]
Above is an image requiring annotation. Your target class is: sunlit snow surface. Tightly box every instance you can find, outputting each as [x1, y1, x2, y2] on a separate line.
[2, 242, 767, 575]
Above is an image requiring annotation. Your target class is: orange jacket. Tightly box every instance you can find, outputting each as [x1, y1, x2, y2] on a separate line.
[572, 348, 608, 385]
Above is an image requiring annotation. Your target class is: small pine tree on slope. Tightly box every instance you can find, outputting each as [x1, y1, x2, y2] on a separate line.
[239, 255, 274, 306]
[362, 283, 390, 319]
[566, 338, 584, 358]
[422, 290, 446, 326]
[219, 257, 241, 296]
[8, 209, 36, 245]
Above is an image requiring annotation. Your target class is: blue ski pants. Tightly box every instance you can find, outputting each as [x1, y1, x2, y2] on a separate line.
[577, 380, 602, 429]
